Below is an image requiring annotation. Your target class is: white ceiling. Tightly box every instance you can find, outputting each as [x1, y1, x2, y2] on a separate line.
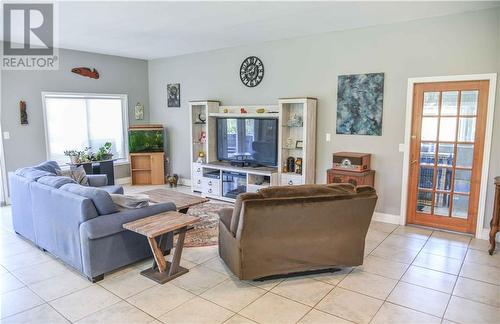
[54, 1, 499, 60]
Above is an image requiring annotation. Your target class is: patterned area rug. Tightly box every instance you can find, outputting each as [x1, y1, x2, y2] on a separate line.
[180, 200, 232, 247]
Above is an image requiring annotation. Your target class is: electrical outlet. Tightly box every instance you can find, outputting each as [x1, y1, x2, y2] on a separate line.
[3, 132, 10, 140]
[326, 133, 331, 142]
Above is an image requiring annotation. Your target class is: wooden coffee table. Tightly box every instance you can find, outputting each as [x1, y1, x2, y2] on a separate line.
[123, 211, 199, 284]
[141, 189, 209, 214]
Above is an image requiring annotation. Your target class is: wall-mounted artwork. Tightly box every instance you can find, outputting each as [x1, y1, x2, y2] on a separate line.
[134, 102, 144, 120]
[20, 100, 28, 125]
[167, 83, 180, 107]
[336, 73, 384, 136]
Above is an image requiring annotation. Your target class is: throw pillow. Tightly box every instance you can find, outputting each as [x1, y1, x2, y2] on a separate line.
[57, 165, 89, 186]
[60, 183, 118, 215]
[37, 175, 76, 188]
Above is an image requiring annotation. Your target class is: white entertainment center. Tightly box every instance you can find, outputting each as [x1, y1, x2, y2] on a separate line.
[189, 98, 317, 202]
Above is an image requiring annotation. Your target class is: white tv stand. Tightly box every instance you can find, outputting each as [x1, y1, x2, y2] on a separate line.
[189, 99, 316, 202]
[193, 161, 278, 202]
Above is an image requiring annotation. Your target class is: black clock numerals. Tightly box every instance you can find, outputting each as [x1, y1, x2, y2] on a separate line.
[240, 56, 264, 87]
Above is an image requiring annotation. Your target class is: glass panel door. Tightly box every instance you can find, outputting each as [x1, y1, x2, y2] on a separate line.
[408, 81, 488, 234]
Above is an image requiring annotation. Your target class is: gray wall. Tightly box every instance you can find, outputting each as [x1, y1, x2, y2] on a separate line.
[1, 48, 150, 179]
[149, 8, 500, 227]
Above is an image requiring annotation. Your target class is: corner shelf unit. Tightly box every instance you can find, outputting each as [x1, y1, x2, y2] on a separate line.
[278, 98, 317, 185]
[189, 101, 220, 192]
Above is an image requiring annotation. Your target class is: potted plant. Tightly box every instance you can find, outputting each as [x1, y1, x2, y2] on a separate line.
[64, 150, 80, 164]
[94, 142, 113, 161]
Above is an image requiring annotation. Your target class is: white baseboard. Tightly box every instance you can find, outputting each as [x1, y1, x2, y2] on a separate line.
[115, 177, 131, 185]
[373, 212, 401, 225]
[179, 178, 191, 186]
[480, 228, 499, 241]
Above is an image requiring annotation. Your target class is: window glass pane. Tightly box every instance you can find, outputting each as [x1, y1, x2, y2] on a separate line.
[417, 191, 432, 214]
[441, 91, 458, 116]
[87, 99, 124, 159]
[44, 95, 126, 165]
[423, 92, 439, 116]
[420, 142, 435, 165]
[439, 117, 457, 142]
[418, 167, 434, 189]
[454, 169, 471, 194]
[437, 143, 454, 167]
[457, 117, 476, 142]
[434, 193, 451, 216]
[460, 91, 478, 115]
[435, 167, 452, 191]
[421, 117, 438, 141]
[456, 144, 474, 168]
[45, 98, 88, 163]
[452, 195, 469, 219]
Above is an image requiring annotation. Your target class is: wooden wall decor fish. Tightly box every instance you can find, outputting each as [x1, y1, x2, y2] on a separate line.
[71, 67, 99, 79]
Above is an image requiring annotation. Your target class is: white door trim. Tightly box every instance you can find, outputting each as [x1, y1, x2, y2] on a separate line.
[400, 73, 497, 238]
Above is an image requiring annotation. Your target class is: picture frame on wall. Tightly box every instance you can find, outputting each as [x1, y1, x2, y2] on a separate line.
[167, 83, 180, 107]
[336, 73, 384, 136]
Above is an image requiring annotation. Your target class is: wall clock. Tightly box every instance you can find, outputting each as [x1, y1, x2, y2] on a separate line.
[240, 56, 264, 87]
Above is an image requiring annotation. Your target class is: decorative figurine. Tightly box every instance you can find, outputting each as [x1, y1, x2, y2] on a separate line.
[199, 131, 207, 144]
[286, 137, 294, 149]
[295, 158, 303, 175]
[256, 108, 265, 113]
[167, 174, 179, 187]
[282, 163, 288, 173]
[223, 108, 229, 113]
[287, 113, 303, 127]
[287, 157, 296, 173]
[240, 107, 247, 114]
[197, 113, 206, 124]
[196, 151, 206, 163]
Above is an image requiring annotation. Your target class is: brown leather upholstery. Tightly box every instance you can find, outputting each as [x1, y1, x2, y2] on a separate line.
[218, 183, 378, 280]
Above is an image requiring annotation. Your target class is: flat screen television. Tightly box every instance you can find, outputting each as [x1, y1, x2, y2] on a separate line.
[216, 117, 278, 167]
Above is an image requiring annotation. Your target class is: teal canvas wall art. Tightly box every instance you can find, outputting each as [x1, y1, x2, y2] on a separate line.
[336, 73, 384, 136]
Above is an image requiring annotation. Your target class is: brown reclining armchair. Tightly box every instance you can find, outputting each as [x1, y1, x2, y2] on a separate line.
[218, 183, 377, 280]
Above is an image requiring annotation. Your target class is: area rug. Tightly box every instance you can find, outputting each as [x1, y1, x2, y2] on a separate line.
[180, 200, 232, 247]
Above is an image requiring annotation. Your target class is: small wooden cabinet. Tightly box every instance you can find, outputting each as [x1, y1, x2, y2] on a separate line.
[327, 169, 375, 187]
[130, 152, 165, 185]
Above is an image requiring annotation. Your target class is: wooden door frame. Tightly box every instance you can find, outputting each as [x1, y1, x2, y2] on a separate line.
[400, 74, 497, 238]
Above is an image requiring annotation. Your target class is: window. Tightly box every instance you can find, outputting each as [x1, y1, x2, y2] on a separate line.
[42, 93, 128, 165]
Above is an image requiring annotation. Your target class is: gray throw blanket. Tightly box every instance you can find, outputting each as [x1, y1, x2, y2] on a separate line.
[110, 193, 150, 209]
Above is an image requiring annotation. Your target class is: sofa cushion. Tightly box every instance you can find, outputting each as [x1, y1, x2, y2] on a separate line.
[230, 192, 262, 236]
[57, 165, 89, 186]
[258, 183, 356, 199]
[15, 167, 54, 181]
[33, 161, 61, 174]
[37, 175, 76, 188]
[60, 183, 118, 215]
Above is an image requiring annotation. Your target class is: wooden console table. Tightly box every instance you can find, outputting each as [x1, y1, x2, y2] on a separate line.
[123, 211, 199, 284]
[488, 176, 500, 255]
[327, 169, 375, 187]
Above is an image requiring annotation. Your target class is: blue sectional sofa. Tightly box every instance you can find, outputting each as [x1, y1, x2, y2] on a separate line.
[9, 161, 175, 282]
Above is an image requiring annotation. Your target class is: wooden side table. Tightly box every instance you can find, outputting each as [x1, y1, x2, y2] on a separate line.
[488, 177, 500, 255]
[123, 211, 199, 284]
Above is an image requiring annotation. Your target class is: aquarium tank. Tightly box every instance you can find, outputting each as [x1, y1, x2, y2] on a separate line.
[128, 126, 164, 153]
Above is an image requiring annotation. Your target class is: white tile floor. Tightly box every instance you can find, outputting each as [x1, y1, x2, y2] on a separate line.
[1, 186, 499, 324]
